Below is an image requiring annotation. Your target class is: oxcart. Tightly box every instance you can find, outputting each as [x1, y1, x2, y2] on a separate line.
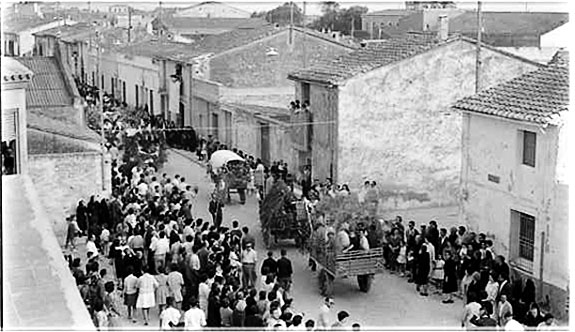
[306, 194, 385, 295]
[209, 150, 249, 204]
[259, 176, 312, 248]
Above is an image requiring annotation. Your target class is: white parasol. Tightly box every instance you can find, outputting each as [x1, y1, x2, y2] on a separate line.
[209, 150, 244, 169]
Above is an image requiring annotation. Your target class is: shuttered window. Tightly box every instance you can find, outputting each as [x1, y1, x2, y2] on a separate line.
[519, 212, 536, 262]
[2, 109, 17, 142]
[522, 130, 536, 167]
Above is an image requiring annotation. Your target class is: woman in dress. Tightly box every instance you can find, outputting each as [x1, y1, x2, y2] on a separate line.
[155, 266, 169, 317]
[442, 250, 458, 303]
[415, 245, 431, 296]
[167, 263, 185, 310]
[136, 266, 159, 325]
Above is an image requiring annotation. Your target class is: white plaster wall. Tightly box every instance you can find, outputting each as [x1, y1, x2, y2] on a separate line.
[20, 20, 72, 56]
[102, 53, 161, 112]
[337, 40, 539, 209]
[1, 85, 28, 174]
[461, 113, 567, 290]
[541, 22, 571, 48]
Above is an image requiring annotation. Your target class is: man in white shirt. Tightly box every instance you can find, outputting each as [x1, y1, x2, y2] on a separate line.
[318, 297, 334, 329]
[151, 231, 170, 271]
[241, 242, 258, 289]
[160, 297, 181, 330]
[184, 297, 206, 330]
[503, 312, 525, 331]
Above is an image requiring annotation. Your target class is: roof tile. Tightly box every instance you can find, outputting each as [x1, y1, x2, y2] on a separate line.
[15, 57, 72, 107]
[452, 50, 569, 124]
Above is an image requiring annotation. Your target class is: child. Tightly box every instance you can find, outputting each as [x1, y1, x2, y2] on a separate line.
[94, 300, 109, 331]
[432, 256, 445, 294]
[65, 215, 80, 250]
[100, 226, 111, 257]
[396, 244, 407, 277]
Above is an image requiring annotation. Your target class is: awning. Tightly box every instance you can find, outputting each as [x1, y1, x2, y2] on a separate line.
[209, 150, 244, 169]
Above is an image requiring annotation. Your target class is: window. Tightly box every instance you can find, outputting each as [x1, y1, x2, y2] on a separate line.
[519, 212, 535, 262]
[8, 40, 15, 56]
[101, 74, 105, 90]
[135, 85, 139, 106]
[212, 113, 219, 139]
[111, 77, 115, 97]
[149, 90, 154, 114]
[510, 210, 536, 272]
[2, 108, 19, 175]
[301, 83, 310, 103]
[522, 130, 536, 167]
[122, 81, 126, 102]
[92, 72, 95, 86]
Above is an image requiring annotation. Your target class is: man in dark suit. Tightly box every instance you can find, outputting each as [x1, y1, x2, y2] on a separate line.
[261, 251, 278, 277]
[276, 249, 293, 296]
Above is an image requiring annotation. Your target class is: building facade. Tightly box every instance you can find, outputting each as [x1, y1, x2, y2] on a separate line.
[288, 33, 540, 210]
[452, 51, 569, 319]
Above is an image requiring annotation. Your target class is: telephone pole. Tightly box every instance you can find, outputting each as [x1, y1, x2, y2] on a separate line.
[302, 1, 307, 68]
[475, 1, 482, 93]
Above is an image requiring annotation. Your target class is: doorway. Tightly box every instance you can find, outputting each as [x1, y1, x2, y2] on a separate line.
[260, 122, 270, 165]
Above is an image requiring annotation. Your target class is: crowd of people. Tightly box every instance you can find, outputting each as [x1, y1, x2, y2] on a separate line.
[63, 156, 361, 330]
[296, 175, 558, 331]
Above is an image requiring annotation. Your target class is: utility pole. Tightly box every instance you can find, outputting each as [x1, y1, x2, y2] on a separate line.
[289, 1, 294, 44]
[475, 1, 482, 93]
[302, 1, 307, 68]
[128, 6, 132, 44]
[95, 29, 106, 192]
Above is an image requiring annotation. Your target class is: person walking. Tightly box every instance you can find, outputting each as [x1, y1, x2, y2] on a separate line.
[136, 267, 159, 326]
[155, 266, 170, 317]
[241, 242, 258, 289]
[159, 297, 181, 330]
[184, 297, 207, 330]
[277, 249, 293, 297]
[123, 266, 139, 322]
[167, 263, 185, 310]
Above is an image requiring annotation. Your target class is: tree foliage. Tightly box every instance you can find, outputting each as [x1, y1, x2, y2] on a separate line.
[257, 2, 304, 26]
[311, 2, 368, 36]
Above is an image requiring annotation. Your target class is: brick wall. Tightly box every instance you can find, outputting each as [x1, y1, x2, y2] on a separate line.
[28, 152, 112, 240]
[210, 29, 354, 88]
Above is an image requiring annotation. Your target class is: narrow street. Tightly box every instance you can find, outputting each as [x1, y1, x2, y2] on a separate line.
[164, 149, 463, 327]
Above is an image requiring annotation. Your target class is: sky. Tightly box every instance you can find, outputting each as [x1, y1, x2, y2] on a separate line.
[25, 1, 571, 16]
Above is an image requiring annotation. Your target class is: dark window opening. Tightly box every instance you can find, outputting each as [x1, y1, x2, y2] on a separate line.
[522, 130, 536, 167]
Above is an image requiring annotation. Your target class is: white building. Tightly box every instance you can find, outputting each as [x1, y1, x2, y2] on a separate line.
[453, 50, 570, 319]
[2, 18, 73, 56]
[2, 58, 33, 175]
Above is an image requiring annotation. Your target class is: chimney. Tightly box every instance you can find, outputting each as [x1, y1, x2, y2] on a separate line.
[438, 15, 448, 41]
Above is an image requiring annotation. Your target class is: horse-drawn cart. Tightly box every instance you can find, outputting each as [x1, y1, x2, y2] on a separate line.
[209, 150, 249, 204]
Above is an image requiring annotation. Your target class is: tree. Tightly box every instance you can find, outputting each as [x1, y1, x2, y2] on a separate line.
[310, 2, 368, 35]
[264, 2, 303, 26]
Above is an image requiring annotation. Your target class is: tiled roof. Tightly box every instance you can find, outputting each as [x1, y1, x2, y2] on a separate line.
[288, 33, 461, 85]
[451, 50, 569, 125]
[156, 16, 267, 33]
[115, 25, 357, 63]
[33, 23, 91, 39]
[449, 12, 568, 35]
[223, 103, 291, 123]
[2, 17, 57, 33]
[15, 57, 72, 108]
[363, 9, 413, 17]
[2, 57, 33, 83]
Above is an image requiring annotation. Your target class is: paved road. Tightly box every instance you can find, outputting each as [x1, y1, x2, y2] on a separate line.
[76, 149, 464, 328]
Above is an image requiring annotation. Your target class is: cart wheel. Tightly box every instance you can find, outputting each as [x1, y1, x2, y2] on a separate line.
[357, 274, 373, 293]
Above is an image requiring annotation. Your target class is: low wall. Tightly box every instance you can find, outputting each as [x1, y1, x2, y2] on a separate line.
[28, 151, 111, 240]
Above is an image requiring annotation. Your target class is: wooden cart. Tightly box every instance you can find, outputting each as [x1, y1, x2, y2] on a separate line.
[309, 244, 384, 295]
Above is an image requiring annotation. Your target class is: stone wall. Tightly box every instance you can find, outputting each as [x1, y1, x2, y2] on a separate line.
[307, 84, 338, 182]
[210, 29, 354, 88]
[337, 40, 539, 209]
[28, 152, 112, 240]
